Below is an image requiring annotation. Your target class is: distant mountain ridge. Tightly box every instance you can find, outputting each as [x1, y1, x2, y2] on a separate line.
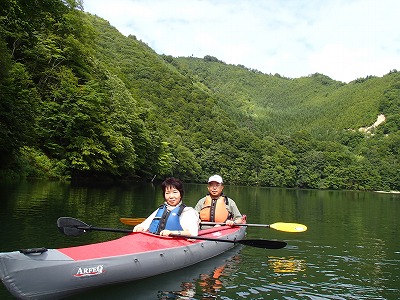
[170, 56, 399, 139]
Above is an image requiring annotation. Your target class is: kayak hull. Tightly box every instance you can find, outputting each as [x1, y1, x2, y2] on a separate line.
[0, 226, 246, 299]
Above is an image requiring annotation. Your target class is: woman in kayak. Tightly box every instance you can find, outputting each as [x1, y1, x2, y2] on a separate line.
[133, 177, 199, 236]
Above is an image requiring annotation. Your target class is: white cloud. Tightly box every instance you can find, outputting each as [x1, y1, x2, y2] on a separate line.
[83, 0, 400, 82]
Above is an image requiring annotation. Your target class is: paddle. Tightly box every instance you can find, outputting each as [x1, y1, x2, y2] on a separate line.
[119, 217, 146, 226]
[57, 217, 287, 249]
[169, 234, 287, 249]
[200, 222, 307, 233]
[57, 217, 132, 237]
[119, 217, 307, 233]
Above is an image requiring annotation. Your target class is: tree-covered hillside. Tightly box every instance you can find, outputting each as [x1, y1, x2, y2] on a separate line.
[171, 56, 399, 139]
[1, 0, 399, 191]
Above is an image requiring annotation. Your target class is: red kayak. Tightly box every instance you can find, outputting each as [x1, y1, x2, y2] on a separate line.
[0, 221, 246, 299]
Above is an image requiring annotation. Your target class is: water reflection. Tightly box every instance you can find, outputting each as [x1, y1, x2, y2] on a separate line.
[268, 256, 306, 273]
[158, 283, 196, 299]
[158, 250, 242, 299]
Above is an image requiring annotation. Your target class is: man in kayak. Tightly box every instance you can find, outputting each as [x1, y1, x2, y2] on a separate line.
[194, 175, 243, 228]
[133, 177, 199, 236]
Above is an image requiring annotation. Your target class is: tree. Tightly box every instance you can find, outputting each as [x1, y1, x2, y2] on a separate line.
[0, 62, 39, 168]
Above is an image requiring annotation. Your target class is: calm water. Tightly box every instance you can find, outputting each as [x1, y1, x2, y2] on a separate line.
[0, 180, 399, 299]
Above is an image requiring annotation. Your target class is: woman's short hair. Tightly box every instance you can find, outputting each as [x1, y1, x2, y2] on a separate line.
[161, 177, 184, 200]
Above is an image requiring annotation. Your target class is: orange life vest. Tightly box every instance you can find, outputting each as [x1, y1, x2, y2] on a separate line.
[199, 195, 231, 222]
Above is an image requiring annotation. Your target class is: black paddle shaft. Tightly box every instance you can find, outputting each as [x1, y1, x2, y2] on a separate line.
[171, 234, 287, 249]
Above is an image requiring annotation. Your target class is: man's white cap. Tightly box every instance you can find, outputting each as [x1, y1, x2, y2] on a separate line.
[208, 175, 223, 184]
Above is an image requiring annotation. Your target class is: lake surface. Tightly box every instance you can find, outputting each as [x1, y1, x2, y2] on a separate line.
[0, 180, 399, 299]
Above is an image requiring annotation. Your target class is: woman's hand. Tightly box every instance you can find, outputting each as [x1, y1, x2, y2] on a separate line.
[160, 230, 185, 236]
[133, 226, 145, 232]
[160, 230, 172, 236]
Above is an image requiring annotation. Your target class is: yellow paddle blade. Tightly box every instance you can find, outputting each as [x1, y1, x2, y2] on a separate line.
[119, 217, 146, 226]
[270, 222, 307, 233]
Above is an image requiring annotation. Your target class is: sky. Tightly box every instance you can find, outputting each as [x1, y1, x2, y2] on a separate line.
[83, 0, 400, 83]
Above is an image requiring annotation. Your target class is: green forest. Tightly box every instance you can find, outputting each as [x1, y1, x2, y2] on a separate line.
[1, 0, 399, 191]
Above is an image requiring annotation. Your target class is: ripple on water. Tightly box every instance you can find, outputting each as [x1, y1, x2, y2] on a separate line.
[210, 246, 399, 300]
